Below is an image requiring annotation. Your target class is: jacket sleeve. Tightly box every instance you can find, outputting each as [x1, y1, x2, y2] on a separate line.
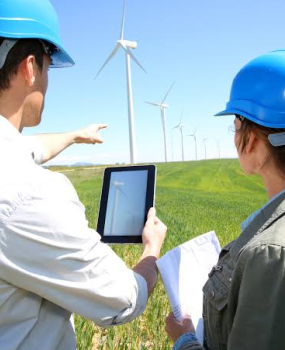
[172, 333, 206, 349]
[177, 344, 205, 350]
[228, 244, 285, 350]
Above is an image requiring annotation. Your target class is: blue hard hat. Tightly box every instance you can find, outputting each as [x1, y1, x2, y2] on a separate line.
[215, 50, 285, 128]
[0, 0, 74, 68]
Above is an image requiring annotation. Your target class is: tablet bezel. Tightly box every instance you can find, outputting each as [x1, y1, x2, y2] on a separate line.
[96, 164, 156, 244]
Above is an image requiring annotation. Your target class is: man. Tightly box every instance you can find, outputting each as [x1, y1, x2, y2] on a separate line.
[0, 1, 166, 349]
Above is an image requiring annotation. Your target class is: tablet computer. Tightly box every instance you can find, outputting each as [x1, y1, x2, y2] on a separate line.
[97, 165, 156, 244]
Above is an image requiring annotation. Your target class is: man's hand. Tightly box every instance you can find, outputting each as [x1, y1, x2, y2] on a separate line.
[141, 207, 167, 258]
[133, 208, 166, 295]
[74, 124, 108, 144]
[165, 312, 196, 342]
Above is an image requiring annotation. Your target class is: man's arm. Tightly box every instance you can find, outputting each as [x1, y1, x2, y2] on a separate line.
[27, 124, 107, 164]
[0, 174, 166, 327]
[133, 208, 166, 295]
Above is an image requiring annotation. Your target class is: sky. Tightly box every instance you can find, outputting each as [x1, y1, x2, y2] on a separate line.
[23, 0, 285, 165]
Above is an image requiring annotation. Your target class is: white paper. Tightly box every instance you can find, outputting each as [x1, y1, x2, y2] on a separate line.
[156, 230, 221, 344]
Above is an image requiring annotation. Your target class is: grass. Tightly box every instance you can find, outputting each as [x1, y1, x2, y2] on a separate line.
[55, 159, 267, 349]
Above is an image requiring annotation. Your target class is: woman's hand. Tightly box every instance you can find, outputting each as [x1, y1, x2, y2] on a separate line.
[165, 312, 196, 342]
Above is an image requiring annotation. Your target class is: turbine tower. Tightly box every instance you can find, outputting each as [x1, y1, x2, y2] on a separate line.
[95, 0, 146, 164]
[217, 140, 221, 159]
[203, 138, 208, 160]
[173, 114, 185, 161]
[110, 180, 125, 235]
[188, 130, 197, 161]
[145, 82, 175, 162]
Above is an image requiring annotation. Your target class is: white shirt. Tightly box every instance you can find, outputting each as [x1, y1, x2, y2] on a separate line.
[0, 116, 148, 350]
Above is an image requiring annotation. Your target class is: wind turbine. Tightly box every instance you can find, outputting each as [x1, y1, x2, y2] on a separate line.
[173, 114, 185, 161]
[188, 129, 197, 161]
[203, 138, 208, 160]
[110, 180, 125, 235]
[217, 140, 221, 159]
[145, 82, 175, 162]
[95, 0, 146, 164]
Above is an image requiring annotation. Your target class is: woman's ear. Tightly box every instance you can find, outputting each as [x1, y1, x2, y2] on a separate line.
[245, 130, 258, 154]
[18, 55, 36, 87]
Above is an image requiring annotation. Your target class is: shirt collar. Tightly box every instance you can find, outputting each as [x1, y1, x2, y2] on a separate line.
[241, 188, 285, 231]
[0, 115, 23, 140]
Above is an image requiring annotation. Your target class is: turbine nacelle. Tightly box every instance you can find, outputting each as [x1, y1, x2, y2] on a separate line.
[173, 122, 184, 130]
[112, 180, 124, 187]
[117, 39, 137, 49]
[160, 103, 169, 109]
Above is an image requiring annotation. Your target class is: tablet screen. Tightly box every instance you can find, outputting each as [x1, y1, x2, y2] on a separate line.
[104, 170, 148, 236]
[97, 165, 156, 244]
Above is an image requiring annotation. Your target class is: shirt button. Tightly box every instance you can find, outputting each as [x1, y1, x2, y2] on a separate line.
[211, 290, 215, 298]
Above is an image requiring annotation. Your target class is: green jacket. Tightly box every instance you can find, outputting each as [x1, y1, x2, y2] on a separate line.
[178, 191, 285, 350]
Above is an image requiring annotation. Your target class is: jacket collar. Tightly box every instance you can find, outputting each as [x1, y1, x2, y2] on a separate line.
[229, 190, 285, 261]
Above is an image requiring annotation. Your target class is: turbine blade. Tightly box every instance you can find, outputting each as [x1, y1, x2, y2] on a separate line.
[145, 101, 161, 107]
[121, 43, 147, 73]
[119, 187, 127, 197]
[161, 81, 176, 105]
[172, 125, 179, 129]
[120, 0, 127, 40]
[94, 44, 120, 79]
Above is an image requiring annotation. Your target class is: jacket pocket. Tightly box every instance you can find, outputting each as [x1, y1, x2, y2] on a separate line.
[203, 263, 233, 311]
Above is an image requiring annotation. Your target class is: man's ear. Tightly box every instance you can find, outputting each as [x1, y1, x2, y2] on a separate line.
[18, 55, 36, 87]
[245, 130, 258, 154]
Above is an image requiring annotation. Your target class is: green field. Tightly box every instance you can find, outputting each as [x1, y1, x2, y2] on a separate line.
[55, 159, 267, 349]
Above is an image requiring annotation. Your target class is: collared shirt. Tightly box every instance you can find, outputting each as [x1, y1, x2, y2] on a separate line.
[22, 134, 44, 165]
[0, 116, 148, 350]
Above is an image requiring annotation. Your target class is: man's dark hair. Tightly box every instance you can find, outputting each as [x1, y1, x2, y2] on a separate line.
[0, 38, 45, 92]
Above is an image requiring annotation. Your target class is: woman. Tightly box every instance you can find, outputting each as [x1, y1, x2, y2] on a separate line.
[165, 50, 285, 349]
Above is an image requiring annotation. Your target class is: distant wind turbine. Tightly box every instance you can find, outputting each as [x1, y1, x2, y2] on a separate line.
[171, 127, 175, 161]
[217, 140, 221, 159]
[110, 180, 125, 235]
[188, 129, 197, 161]
[95, 0, 146, 164]
[145, 82, 175, 162]
[173, 114, 185, 161]
[203, 138, 208, 160]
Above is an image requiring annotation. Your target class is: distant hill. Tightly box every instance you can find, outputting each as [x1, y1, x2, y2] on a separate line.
[70, 162, 96, 167]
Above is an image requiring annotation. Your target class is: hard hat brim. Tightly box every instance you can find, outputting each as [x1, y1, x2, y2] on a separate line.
[215, 108, 269, 126]
[0, 25, 75, 68]
[215, 107, 285, 129]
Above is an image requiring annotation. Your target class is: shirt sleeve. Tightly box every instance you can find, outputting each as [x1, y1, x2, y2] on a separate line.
[0, 172, 148, 327]
[22, 135, 44, 165]
[228, 244, 285, 349]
